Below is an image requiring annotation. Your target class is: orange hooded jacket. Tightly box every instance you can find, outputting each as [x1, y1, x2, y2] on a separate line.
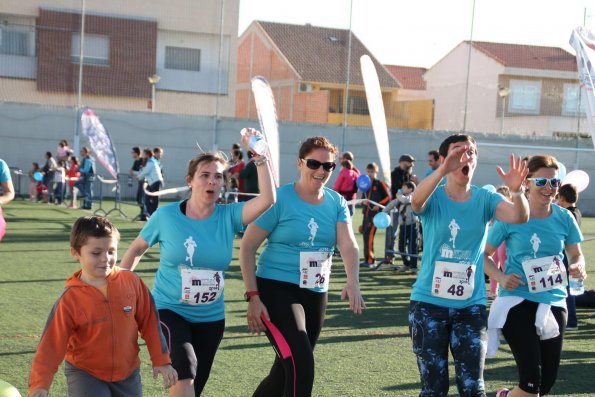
[29, 266, 171, 392]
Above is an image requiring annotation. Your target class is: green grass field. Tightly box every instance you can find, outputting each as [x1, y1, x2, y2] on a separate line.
[1, 199, 594, 396]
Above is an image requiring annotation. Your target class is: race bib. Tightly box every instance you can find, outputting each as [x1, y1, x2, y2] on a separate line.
[300, 251, 332, 289]
[522, 256, 567, 293]
[179, 267, 224, 305]
[431, 261, 476, 300]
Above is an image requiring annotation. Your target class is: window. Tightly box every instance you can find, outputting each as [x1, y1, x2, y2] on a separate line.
[0, 27, 34, 56]
[71, 33, 109, 65]
[347, 96, 369, 115]
[562, 84, 586, 116]
[165, 46, 200, 71]
[508, 80, 541, 114]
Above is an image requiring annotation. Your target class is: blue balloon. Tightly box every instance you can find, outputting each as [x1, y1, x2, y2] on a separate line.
[373, 212, 391, 229]
[482, 184, 496, 193]
[33, 171, 43, 182]
[558, 162, 566, 181]
[356, 174, 371, 192]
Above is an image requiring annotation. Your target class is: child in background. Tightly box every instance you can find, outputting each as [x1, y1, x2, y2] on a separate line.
[489, 185, 512, 298]
[360, 162, 391, 267]
[383, 181, 419, 273]
[27, 162, 40, 202]
[28, 216, 177, 397]
[66, 155, 80, 208]
[53, 160, 66, 205]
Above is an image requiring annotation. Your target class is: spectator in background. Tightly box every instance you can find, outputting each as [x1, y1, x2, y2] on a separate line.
[28, 162, 41, 202]
[361, 162, 391, 268]
[240, 151, 259, 201]
[129, 147, 144, 219]
[383, 154, 417, 264]
[56, 139, 72, 162]
[557, 183, 582, 331]
[42, 152, 57, 202]
[334, 159, 359, 215]
[153, 147, 164, 179]
[53, 160, 66, 205]
[383, 181, 419, 273]
[424, 150, 440, 178]
[74, 147, 95, 210]
[66, 156, 80, 208]
[341, 151, 361, 175]
[228, 149, 246, 202]
[136, 148, 163, 220]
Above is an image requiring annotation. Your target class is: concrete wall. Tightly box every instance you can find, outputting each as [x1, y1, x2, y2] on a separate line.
[1, 102, 594, 214]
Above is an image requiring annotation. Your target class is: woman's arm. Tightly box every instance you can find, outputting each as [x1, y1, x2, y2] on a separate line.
[484, 243, 524, 290]
[119, 236, 150, 271]
[0, 179, 15, 206]
[239, 224, 270, 334]
[566, 243, 586, 280]
[336, 222, 365, 314]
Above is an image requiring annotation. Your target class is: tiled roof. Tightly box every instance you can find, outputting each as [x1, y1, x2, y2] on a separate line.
[469, 41, 577, 72]
[384, 65, 427, 90]
[257, 21, 399, 87]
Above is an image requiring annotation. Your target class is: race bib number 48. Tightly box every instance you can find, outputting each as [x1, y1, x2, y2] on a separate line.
[522, 256, 567, 293]
[180, 267, 224, 305]
[431, 261, 476, 300]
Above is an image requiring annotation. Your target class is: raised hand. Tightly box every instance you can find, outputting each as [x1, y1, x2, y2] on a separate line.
[496, 154, 528, 193]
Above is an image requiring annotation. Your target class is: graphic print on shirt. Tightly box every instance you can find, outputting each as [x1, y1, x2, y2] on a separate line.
[307, 217, 319, 246]
[448, 219, 460, 248]
[184, 236, 197, 266]
[179, 235, 224, 305]
[530, 233, 541, 258]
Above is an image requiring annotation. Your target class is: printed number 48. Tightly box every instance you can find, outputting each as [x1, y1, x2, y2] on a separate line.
[194, 292, 217, 303]
[447, 284, 465, 296]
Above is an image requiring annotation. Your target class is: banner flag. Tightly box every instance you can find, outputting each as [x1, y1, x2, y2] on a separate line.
[569, 26, 595, 148]
[81, 108, 120, 178]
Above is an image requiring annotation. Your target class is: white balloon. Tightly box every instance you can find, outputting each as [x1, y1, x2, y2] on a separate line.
[562, 170, 590, 193]
[557, 162, 567, 180]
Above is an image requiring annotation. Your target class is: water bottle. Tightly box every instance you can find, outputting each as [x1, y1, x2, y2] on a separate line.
[568, 276, 584, 296]
[241, 128, 267, 155]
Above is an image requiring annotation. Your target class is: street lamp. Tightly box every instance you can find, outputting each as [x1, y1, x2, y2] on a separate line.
[148, 74, 161, 113]
[498, 85, 510, 135]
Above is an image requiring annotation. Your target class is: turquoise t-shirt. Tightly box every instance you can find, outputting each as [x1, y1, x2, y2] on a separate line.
[0, 159, 10, 183]
[487, 204, 583, 307]
[411, 185, 503, 308]
[255, 184, 350, 292]
[140, 200, 245, 322]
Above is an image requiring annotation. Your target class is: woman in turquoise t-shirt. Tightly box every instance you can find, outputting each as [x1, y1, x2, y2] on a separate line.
[120, 129, 275, 397]
[240, 136, 365, 397]
[485, 155, 586, 397]
[409, 134, 529, 397]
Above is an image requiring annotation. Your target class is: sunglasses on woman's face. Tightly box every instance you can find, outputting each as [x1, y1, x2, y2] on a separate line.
[527, 177, 561, 188]
[301, 158, 336, 172]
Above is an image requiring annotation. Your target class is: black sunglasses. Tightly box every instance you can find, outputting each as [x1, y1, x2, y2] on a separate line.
[527, 177, 561, 188]
[301, 158, 336, 172]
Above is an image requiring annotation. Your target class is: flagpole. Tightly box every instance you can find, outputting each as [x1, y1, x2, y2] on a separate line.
[74, 0, 86, 154]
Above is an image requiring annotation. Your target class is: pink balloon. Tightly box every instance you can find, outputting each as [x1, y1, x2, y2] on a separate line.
[562, 170, 590, 193]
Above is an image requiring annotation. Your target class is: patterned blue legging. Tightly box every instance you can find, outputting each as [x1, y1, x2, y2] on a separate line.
[409, 301, 487, 397]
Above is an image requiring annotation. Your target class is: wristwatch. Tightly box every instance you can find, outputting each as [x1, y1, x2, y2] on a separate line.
[244, 290, 260, 302]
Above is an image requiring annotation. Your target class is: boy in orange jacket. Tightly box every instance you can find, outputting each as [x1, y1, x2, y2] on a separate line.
[28, 216, 177, 397]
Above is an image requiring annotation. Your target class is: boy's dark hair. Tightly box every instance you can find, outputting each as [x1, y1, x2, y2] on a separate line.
[132, 147, 141, 155]
[558, 184, 578, 204]
[403, 181, 416, 191]
[428, 150, 439, 161]
[70, 216, 120, 253]
[438, 134, 476, 158]
[366, 162, 378, 172]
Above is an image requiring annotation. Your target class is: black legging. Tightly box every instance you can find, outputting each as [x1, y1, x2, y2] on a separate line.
[501, 299, 567, 395]
[158, 309, 225, 396]
[254, 277, 327, 397]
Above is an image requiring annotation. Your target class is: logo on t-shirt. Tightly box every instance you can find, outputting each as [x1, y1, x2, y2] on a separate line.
[184, 236, 197, 266]
[530, 233, 541, 258]
[307, 218, 319, 246]
[448, 219, 460, 248]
